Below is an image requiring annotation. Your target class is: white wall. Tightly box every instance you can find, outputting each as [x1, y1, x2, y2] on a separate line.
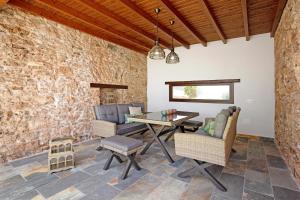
[147, 34, 275, 138]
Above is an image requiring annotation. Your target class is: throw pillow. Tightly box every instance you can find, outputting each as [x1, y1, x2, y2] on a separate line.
[202, 120, 215, 136]
[129, 106, 142, 115]
[124, 114, 135, 123]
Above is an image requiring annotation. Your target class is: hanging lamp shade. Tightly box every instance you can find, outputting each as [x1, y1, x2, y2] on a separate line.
[149, 40, 165, 60]
[166, 20, 179, 64]
[149, 8, 165, 60]
[166, 48, 179, 64]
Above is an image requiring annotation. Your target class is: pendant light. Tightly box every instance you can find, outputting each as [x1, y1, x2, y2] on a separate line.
[149, 8, 165, 60]
[166, 20, 179, 64]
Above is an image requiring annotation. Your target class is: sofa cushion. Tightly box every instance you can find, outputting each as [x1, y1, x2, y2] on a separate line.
[101, 135, 143, 152]
[117, 104, 131, 124]
[117, 122, 147, 135]
[129, 106, 143, 115]
[214, 109, 230, 138]
[131, 102, 145, 113]
[94, 104, 119, 123]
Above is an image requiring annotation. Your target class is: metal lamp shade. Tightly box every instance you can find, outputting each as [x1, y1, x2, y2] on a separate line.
[149, 41, 165, 60]
[166, 49, 179, 64]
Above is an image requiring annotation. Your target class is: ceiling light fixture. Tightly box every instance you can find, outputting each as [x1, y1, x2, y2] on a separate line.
[148, 8, 165, 60]
[166, 20, 179, 64]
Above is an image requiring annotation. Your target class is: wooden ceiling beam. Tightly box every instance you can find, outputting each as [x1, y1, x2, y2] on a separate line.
[9, 0, 147, 54]
[77, 0, 170, 49]
[35, 0, 150, 51]
[0, 0, 10, 8]
[200, 0, 227, 44]
[241, 0, 250, 41]
[119, 0, 190, 49]
[160, 0, 206, 47]
[271, 0, 288, 37]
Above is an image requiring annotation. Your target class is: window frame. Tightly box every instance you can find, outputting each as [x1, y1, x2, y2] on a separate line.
[166, 79, 240, 104]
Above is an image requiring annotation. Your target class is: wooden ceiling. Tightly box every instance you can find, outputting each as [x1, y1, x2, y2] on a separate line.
[6, 0, 286, 54]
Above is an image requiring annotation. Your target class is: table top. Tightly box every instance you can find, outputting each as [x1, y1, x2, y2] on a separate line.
[128, 111, 199, 126]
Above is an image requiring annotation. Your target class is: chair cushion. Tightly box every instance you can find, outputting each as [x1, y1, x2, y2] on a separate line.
[117, 104, 131, 124]
[117, 122, 147, 135]
[131, 102, 145, 113]
[214, 109, 230, 138]
[101, 135, 143, 152]
[94, 104, 118, 123]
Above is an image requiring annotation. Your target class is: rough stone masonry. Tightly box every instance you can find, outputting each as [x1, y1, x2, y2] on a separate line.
[275, 0, 300, 184]
[0, 5, 147, 163]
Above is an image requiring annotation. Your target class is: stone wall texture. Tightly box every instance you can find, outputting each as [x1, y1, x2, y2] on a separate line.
[274, 0, 300, 183]
[0, 5, 147, 163]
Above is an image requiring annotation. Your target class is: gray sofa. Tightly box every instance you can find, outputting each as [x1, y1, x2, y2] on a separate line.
[92, 103, 148, 138]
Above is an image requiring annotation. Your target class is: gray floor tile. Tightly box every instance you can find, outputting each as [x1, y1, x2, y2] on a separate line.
[13, 189, 40, 200]
[223, 159, 246, 177]
[243, 189, 274, 200]
[273, 186, 300, 200]
[37, 171, 91, 198]
[110, 168, 149, 190]
[269, 167, 299, 191]
[266, 155, 287, 169]
[76, 175, 120, 200]
[9, 153, 48, 167]
[247, 158, 268, 173]
[244, 169, 273, 196]
[213, 173, 244, 200]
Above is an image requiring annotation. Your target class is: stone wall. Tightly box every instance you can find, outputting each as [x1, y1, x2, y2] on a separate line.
[0, 5, 147, 163]
[274, 0, 300, 183]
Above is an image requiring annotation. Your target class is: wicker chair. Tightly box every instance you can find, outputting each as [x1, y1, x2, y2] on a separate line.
[174, 108, 241, 191]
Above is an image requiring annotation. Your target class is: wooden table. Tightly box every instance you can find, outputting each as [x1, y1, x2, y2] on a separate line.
[128, 111, 199, 163]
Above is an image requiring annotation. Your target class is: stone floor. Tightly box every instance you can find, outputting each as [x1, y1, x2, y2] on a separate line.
[1, 133, 300, 200]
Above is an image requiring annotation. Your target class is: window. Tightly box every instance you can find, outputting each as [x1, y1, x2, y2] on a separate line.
[166, 79, 240, 104]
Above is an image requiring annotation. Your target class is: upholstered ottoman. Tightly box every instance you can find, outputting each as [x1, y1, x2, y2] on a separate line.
[101, 135, 143, 179]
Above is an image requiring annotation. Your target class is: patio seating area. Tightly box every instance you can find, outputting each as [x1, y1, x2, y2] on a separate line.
[1, 0, 300, 199]
[1, 134, 299, 200]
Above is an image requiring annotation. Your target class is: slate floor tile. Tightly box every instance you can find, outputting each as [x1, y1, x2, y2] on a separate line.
[181, 176, 213, 200]
[144, 176, 188, 200]
[36, 171, 90, 198]
[9, 153, 48, 167]
[223, 159, 246, 176]
[113, 174, 162, 200]
[244, 169, 273, 196]
[14, 189, 40, 200]
[213, 173, 244, 200]
[263, 145, 280, 157]
[266, 155, 287, 169]
[247, 158, 268, 172]
[269, 167, 299, 191]
[243, 189, 274, 200]
[273, 186, 300, 200]
[108, 168, 149, 190]
[47, 186, 85, 200]
[75, 175, 120, 200]
[230, 146, 247, 161]
[25, 172, 59, 188]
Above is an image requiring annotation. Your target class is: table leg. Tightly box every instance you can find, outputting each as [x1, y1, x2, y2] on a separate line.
[146, 124, 174, 163]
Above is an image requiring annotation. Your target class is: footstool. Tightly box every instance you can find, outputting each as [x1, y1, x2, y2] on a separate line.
[100, 135, 143, 180]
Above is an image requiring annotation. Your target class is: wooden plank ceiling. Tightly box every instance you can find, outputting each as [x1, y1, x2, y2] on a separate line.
[8, 0, 284, 54]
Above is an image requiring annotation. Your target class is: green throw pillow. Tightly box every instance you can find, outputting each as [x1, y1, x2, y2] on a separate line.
[125, 114, 134, 123]
[202, 120, 215, 136]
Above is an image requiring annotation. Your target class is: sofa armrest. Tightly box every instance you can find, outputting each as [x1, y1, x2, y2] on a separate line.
[174, 132, 226, 166]
[92, 120, 117, 138]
